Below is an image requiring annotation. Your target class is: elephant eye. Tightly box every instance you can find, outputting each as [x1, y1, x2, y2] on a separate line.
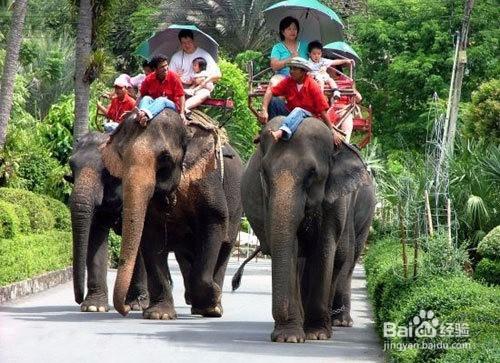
[304, 168, 316, 189]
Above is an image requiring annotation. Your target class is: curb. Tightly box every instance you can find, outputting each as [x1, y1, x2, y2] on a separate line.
[0, 267, 72, 304]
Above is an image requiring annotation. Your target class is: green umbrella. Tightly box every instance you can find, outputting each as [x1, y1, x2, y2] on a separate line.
[263, 0, 344, 43]
[133, 24, 219, 61]
[323, 41, 361, 63]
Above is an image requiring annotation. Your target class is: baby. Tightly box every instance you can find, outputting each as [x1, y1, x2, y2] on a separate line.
[185, 57, 214, 96]
[307, 40, 341, 101]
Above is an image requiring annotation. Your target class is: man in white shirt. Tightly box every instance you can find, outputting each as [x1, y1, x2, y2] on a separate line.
[170, 29, 222, 117]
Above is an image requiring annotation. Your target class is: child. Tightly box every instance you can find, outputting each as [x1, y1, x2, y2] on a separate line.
[185, 57, 214, 96]
[307, 40, 341, 102]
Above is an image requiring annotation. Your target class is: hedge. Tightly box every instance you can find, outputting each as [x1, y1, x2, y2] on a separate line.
[0, 230, 72, 286]
[474, 258, 500, 285]
[0, 200, 20, 239]
[364, 237, 500, 362]
[477, 225, 500, 260]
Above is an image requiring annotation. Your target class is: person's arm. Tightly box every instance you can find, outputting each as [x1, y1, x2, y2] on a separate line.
[96, 102, 109, 116]
[258, 87, 274, 124]
[178, 95, 186, 117]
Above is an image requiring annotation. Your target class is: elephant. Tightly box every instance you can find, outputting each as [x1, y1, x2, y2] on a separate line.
[67, 132, 148, 312]
[101, 109, 243, 319]
[240, 116, 375, 343]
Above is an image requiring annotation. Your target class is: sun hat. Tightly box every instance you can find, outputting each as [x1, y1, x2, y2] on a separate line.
[286, 57, 312, 72]
[114, 74, 131, 88]
[129, 74, 146, 88]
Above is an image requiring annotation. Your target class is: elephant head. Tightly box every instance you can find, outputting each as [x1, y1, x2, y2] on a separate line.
[67, 132, 121, 304]
[101, 110, 218, 316]
[255, 117, 371, 328]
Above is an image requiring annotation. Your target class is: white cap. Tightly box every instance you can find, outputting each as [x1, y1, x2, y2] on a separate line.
[114, 74, 131, 88]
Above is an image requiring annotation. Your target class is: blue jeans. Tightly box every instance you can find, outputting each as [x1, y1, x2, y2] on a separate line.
[267, 97, 312, 141]
[139, 95, 176, 120]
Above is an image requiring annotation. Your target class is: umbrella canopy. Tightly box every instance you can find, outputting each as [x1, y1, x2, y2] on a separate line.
[263, 0, 344, 44]
[134, 24, 219, 61]
[323, 41, 361, 63]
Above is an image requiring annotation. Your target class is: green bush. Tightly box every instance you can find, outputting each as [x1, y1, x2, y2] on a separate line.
[0, 200, 20, 239]
[477, 225, 500, 260]
[474, 258, 500, 285]
[365, 236, 500, 362]
[108, 230, 121, 269]
[204, 58, 259, 161]
[40, 195, 71, 231]
[0, 230, 72, 286]
[0, 188, 55, 232]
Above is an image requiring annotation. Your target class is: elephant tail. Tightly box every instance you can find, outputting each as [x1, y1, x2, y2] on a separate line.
[231, 246, 261, 291]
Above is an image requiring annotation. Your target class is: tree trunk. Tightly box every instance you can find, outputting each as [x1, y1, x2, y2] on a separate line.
[73, 0, 93, 146]
[0, 0, 29, 148]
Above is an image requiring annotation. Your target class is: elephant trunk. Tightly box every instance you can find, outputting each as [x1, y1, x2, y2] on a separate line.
[267, 171, 305, 324]
[113, 164, 155, 316]
[70, 167, 103, 304]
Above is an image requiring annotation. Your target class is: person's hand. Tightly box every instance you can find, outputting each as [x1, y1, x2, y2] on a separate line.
[180, 112, 188, 125]
[332, 128, 344, 146]
[257, 109, 269, 125]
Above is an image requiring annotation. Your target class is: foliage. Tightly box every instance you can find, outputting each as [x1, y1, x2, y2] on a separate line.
[0, 188, 55, 232]
[448, 138, 500, 246]
[365, 236, 500, 362]
[0, 230, 72, 286]
[159, 0, 274, 55]
[350, 0, 500, 150]
[40, 195, 71, 231]
[462, 79, 500, 143]
[420, 231, 468, 277]
[477, 225, 500, 260]
[108, 230, 121, 268]
[474, 258, 500, 286]
[0, 199, 19, 239]
[203, 58, 259, 161]
[240, 217, 250, 233]
[234, 50, 267, 74]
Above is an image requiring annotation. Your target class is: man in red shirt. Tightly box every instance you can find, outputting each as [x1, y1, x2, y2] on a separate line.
[136, 55, 186, 126]
[258, 57, 342, 144]
[97, 75, 136, 132]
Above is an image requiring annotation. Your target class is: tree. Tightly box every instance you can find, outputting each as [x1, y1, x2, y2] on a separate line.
[0, 0, 29, 148]
[159, 0, 274, 56]
[73, 0, 93, 145]
[73, 0, 117, 146]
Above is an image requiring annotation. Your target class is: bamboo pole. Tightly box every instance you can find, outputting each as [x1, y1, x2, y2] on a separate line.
[424, 190, 434, 237]
[398, 204, 408, 279]
[413, 215, 419, 278]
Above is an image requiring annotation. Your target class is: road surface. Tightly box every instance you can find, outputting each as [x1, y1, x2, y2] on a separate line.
[0, 257, 383, 363]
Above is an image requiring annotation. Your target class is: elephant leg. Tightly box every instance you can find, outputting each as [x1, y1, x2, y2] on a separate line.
[331, 226, 356, 327]
[175, 251, 193, 305]
[141, 218, 176, 320]
[190, 216, 226, 317]
[81, 221, 110, 312]
[125, 251, 149, 311]
[302, 234, 335, 340]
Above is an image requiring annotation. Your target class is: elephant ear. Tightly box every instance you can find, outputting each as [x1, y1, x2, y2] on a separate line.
[100, 115, 140, 179]
[325, 143, 372, 203]
[178, 125, 217, 192]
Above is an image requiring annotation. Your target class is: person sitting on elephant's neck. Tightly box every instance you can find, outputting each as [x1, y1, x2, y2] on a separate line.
[136, 55, 186, 126]
[97, 75, 136, 133]
[258, 57, 343, 145]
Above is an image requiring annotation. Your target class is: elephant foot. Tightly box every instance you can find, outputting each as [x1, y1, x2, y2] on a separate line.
[304, 324, 332, 340]
[191, 303, 223, 318]
[80, 293, 109, 312]
[125, 292, 149, 311]
[143, 301, 177, 320]
[271, 324, 306, 343]
[184, 291, 192, 306]
[332, 310, 353, 327]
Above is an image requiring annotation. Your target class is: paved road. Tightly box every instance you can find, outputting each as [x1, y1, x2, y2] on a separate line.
[0, 258, 383, 363]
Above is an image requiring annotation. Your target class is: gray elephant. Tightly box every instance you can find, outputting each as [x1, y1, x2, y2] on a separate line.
[67, 132, 148, 312]
[240, 116, 375, 343]
[101, 110, 243, 319]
